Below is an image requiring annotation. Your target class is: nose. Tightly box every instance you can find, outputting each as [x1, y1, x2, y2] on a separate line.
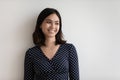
[50, 22, 55, 28]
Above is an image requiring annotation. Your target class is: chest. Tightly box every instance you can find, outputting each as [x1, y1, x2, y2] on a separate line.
[33, 45, 70, 73]
[33, 50, 69, 74]
[40, 45, 60, 60]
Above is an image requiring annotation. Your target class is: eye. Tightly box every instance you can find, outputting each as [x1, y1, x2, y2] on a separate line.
[55, 22, 59, 25]
[46, 21, 51, 24]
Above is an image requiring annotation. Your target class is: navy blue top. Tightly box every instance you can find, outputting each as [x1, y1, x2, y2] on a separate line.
[24, 43, 79, 80]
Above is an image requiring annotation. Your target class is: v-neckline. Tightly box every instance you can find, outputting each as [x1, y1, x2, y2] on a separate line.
[39, 44, 62, 61]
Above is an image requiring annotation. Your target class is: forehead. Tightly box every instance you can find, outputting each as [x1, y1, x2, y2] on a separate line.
[45, 13, 59, 21]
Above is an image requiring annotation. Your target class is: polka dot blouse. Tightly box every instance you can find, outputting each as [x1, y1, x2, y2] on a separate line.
[24, 43, 79, 80]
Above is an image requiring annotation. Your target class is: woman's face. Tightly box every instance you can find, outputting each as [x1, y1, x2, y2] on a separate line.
[41, 13, 60, 38]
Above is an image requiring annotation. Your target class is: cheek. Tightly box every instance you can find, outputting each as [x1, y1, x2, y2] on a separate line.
[57, 26, 60, 31]
[41, 24, 48, 30]
[41, 27, 47, 33]
[40, 25, 45, 33]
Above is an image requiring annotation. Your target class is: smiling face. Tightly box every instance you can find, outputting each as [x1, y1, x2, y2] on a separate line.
[40, 13, 60, 38]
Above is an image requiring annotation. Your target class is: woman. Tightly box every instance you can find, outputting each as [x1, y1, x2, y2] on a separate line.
[24, 8, 79, 80]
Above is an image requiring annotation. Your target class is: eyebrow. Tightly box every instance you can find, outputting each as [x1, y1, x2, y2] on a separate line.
[45, 19, 59, 22]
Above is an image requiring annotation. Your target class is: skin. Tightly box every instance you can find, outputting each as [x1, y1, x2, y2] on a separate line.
[40, 13, 60, 60]
[41, 13, 60, 39]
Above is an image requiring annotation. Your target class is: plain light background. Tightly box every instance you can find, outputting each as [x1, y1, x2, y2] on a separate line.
[0, 0, 120, 80]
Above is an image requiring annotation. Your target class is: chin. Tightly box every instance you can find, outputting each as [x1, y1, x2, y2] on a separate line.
[47, 34, 56, 37]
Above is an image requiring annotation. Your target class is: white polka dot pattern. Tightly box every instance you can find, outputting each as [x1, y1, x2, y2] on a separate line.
[24, 43, 79, 80]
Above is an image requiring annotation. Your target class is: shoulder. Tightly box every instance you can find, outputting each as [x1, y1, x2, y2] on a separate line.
[63, 43, 76, 50]
[64, 43, 76, 47]
[64, 43, 78, 57]
[25, 46, 38, 55]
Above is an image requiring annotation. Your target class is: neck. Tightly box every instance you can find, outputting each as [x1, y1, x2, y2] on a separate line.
[45, 37, 56, 47]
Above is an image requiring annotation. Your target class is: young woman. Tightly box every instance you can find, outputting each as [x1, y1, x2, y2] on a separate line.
[24, 8, 79, 80]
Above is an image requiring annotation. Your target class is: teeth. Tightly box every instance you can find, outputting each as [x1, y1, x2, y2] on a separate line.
[48, 30, 55, 33]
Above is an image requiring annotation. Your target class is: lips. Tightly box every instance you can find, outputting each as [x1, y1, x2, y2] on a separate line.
[48, 29, 56, 33]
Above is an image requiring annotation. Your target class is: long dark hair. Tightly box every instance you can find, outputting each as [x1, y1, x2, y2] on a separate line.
[33, 8, 66, 46]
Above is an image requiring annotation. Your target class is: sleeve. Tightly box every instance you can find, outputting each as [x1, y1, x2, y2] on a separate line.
[69, 44, 80, 80]
[24, 49, 34, 80]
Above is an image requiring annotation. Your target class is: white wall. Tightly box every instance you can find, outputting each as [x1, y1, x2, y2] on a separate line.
[0, 0, 120, 80]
